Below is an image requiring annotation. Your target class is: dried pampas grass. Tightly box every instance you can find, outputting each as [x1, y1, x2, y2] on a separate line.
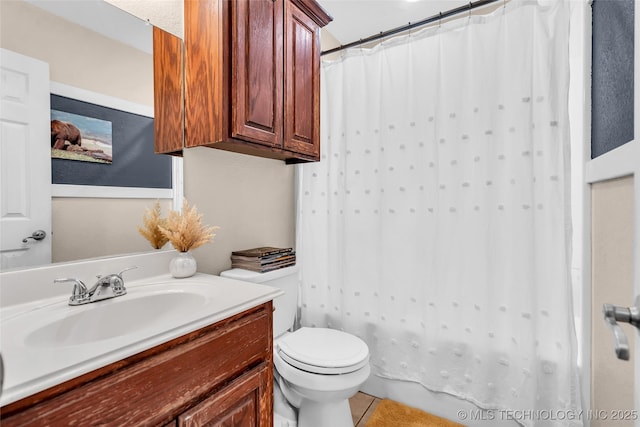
[159, 199, 219, 252]
[137, 200, 169, 249]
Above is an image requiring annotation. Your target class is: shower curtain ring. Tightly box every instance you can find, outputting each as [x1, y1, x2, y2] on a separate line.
[439, 11, 442, 28]
[468, 2, 472, 21]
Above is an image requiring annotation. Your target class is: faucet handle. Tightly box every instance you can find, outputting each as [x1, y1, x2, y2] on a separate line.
[112, 266, 137, 291]
[96, 266, 136, 293]
[54, 278, 89, 305]
[118, 266, 138, 276]
[96, 266, 137, 281]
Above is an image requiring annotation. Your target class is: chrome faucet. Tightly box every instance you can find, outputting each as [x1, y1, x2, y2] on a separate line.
[54, 277, 89, 305]
[55, 266, 137, 306]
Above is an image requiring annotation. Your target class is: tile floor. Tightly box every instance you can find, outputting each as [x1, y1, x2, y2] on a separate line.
[349, 392, 382, 426]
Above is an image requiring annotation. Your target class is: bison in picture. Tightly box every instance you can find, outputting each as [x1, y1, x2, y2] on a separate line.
[51, 119, 82, 150]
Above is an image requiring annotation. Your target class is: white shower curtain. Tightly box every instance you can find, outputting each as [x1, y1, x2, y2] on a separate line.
[297, 1, 581, 425]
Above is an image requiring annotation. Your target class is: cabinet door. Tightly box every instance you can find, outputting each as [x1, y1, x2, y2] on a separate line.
[231, 0, 283, 148]
[177, 364, 271, 427]
[284, 1, 321, 160]
[153, 26, 183, 155]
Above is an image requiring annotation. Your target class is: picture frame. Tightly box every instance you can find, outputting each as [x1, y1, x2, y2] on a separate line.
[50, 82, 180, 199]
[51, 109, 114, 164]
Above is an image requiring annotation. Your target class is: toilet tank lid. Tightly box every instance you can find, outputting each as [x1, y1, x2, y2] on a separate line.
[219, 265, 299, 283]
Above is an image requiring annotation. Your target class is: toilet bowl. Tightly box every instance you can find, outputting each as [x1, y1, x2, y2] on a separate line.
[274, 327, 370, 427]
[220, 266, 371, 427]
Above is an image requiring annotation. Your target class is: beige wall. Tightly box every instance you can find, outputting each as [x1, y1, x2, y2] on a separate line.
[52, 198, 172, 263]
[591, 176, 635, 426]
[321, 29, 341, 49]
[1, 1, 154, 107]
[183, 148, 295, 275]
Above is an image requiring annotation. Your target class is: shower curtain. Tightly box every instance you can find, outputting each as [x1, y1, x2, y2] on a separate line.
[297, 1, 581, 425]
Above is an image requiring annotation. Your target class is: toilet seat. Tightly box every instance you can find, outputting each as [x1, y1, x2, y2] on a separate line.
[276, 327, 369, 375]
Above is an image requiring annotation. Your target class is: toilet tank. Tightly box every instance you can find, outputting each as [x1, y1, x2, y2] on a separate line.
[219, 266, 299, 338]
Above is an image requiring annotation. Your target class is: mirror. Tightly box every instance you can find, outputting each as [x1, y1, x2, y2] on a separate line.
[0, 0, 181, 269]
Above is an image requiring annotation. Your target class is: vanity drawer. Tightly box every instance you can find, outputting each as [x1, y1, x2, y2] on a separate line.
[1, 302, 273, 426]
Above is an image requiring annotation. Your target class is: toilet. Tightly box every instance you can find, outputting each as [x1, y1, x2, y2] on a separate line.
[220, 266, 370, 427]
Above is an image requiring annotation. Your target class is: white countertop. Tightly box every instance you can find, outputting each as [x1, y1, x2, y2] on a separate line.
[0, 272, 282, 406]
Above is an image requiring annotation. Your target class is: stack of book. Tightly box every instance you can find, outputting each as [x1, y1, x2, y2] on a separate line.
[230, 247, 296, 273]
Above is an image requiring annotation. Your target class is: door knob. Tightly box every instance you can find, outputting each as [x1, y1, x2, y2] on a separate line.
[22, 230, 47, 243]
[603, 295, 640, 361]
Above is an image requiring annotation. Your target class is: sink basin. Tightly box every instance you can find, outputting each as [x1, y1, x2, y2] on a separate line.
[25, 291, 207, 347]
[6, 282, 219, 350]
[0, 273, 282, 407]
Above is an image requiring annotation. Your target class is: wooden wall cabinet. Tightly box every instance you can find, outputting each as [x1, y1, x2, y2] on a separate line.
[1, 303, 274, 427]
[153, 26, 184, 156]
[184, 0, 332, 163]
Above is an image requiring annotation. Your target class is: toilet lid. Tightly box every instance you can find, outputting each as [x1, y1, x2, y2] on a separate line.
[276, 327, 369, 375]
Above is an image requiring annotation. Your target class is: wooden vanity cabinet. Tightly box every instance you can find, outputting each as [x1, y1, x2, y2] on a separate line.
[183, 0, 331, 163]
[178, 363, 270, 426]
[0, 302, 274, 427]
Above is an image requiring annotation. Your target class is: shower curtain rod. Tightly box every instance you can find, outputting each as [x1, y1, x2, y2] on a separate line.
[321, 0, 500, 56]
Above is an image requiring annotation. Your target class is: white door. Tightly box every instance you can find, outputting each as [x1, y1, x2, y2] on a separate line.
[589, 175, 637, 427]
[585, 2, 640, 425]
[0, 49, 51, 270]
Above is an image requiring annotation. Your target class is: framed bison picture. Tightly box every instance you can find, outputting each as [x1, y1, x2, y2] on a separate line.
[49, 82, 173, 198]
[50, 110, 113, 163]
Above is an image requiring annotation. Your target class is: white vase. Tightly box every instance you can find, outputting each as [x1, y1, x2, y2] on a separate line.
[169, 251, 197, 278]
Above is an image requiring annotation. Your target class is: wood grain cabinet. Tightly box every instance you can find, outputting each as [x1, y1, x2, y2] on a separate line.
[183, 0, 332, 163]
[178, 364, 270, 426]
[1, 303, 274, 427]
[153, 26, 184, 155]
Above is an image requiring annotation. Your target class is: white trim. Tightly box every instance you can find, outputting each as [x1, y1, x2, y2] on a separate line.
[49, 82, 153, 118]
[48, 81, 183, 204]
[585, 140, 637, 184]
[569, 2, 592, 422]
[171, 156, 184, 210]
[52, 184, 172, 199]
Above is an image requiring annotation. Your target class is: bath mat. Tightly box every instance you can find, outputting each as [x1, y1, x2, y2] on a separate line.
[365, 399, 466, 427]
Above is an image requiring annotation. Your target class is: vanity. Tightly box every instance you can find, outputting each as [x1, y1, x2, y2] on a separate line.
[0, 251, 282, 426]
